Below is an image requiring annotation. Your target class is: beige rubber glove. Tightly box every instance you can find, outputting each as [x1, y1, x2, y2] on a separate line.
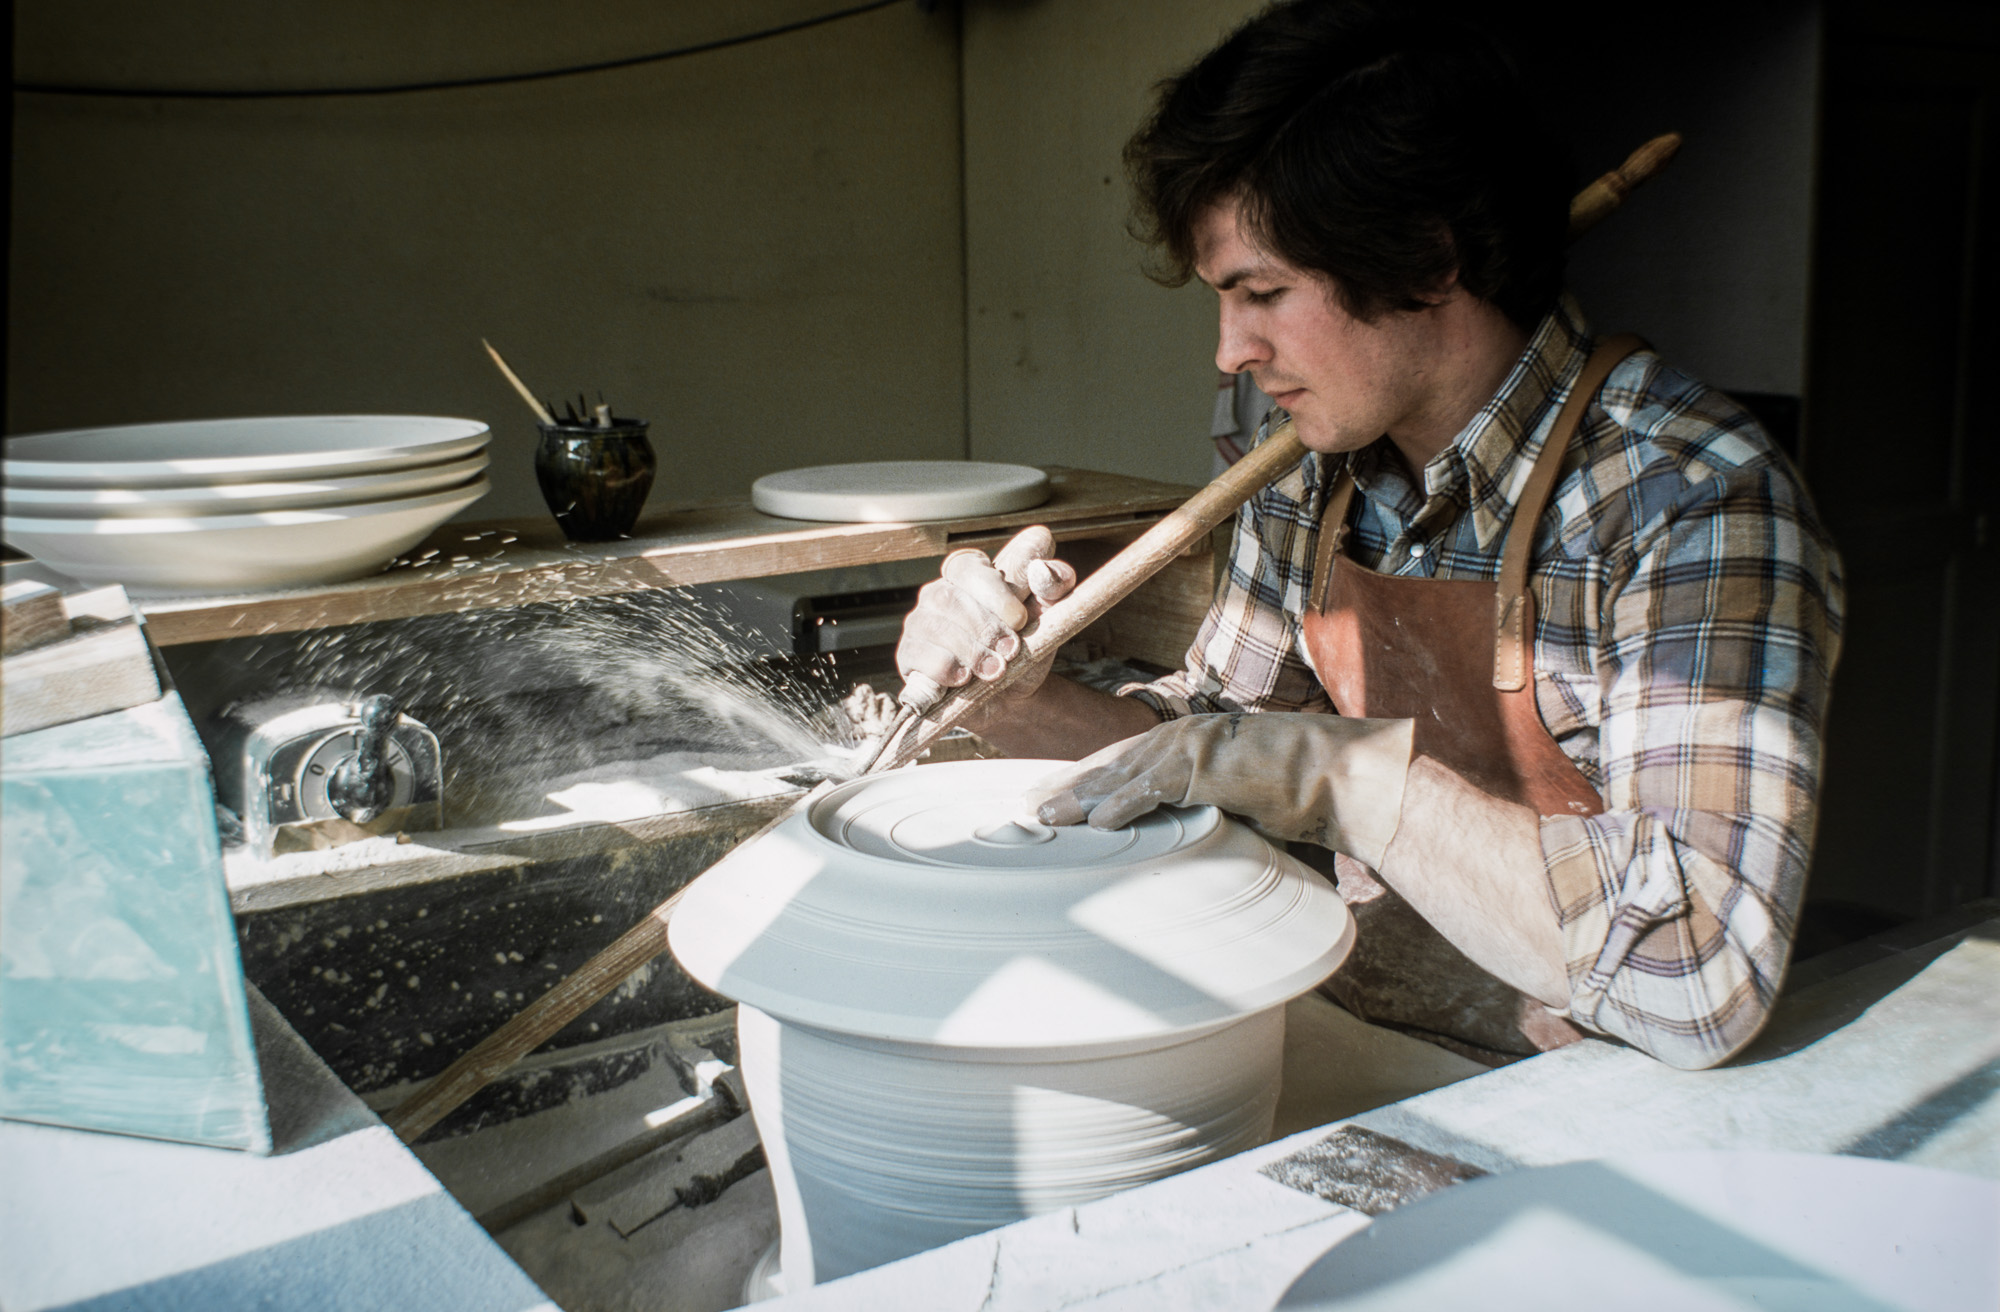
[1026, 712, 1417, 867]
[896, 526, 1078, 700]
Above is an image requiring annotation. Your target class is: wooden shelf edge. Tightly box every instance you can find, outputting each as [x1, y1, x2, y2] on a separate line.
[138, 467, 1198, 646]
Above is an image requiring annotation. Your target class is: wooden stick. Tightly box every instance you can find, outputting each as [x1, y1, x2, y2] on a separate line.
[390, 139, 1684, 1143]
[386, 895, 680, 1143]
[481, 338, 557, 427]
[1569, 132, 1681, 239]
[384, 783, 832, 1144]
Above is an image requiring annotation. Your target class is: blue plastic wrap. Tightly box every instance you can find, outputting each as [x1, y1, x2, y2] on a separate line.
[1, 693, 269, 1152]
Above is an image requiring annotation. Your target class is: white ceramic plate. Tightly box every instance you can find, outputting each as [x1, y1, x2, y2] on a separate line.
[1, 416, 490, 488]
[751, 461, 1049, 522]
[1, 452, 490, 518]
[2, 478, 489, 596]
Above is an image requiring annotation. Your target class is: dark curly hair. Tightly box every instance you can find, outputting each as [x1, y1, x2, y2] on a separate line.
[1124, 0, 1572, 328]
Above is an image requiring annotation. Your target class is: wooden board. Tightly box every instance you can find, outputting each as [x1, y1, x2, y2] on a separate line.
[137, 466, 1196, 647]
[1, 580, 69, 655]
[0, 585, 163, 739]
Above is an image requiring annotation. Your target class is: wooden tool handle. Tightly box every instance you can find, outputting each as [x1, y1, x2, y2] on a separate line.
[386, 901, 678, 1143]
[1569, 132, 1680, 239]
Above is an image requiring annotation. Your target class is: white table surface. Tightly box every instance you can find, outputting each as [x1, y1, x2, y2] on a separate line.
[770, 920, 2000, 1311]
[5, 919, 1990, 1312]
[0, 986, 556, 1312]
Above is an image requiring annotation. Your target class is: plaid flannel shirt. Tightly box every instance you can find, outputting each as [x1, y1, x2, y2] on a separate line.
[1125, 294, 1845, 1069]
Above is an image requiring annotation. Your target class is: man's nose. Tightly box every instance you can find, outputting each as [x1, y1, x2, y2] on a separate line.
[1215, 305, 1268, 376]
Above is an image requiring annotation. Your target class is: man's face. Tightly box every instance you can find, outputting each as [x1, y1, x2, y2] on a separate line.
[1193, 199, 1444, 457]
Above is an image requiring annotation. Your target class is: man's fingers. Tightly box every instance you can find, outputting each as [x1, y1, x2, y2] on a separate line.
[991, 526, 1059, 595]
[1026, 763, 1120, 827]
[898, 588, 1023, 687]
[991, 529, 1077, 605]
[897, 535, 1065, 700]
[1025, 557, 1078, 603]
[940, 553, 1031, 632]
[1034, 789, 1089, 827]
[1025, 732, 1160, 826]
[1031, 767, 1179, 830]
[1084, 776, 1179, 830]
[918, 575, 1025, 656]
[896, 629, 974, 689]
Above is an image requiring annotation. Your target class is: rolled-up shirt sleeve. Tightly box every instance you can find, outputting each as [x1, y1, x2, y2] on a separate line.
[1540, 462, 1844, 1069]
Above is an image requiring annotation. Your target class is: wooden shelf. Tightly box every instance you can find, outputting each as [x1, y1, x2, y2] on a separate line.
[137, 466, 1196, 647]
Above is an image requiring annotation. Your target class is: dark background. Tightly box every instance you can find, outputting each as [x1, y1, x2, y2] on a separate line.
[1541, 0, 1999, 948]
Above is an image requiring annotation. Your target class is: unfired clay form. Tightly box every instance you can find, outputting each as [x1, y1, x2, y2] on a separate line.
[669, 758, 1353, 1288]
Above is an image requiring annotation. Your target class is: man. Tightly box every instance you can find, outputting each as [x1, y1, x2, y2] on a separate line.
[895, 0, 1842, 1070]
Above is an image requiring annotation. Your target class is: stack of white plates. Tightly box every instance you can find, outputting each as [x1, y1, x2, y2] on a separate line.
[2, 416, 492, 595]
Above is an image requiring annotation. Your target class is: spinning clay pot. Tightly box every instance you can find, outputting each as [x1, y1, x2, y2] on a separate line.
[669, 758, 1353, 1289]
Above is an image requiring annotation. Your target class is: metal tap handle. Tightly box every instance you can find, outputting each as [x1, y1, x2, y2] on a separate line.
[329, 694, 401, 823]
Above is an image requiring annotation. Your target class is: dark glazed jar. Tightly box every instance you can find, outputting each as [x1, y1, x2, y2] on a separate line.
[534, 419, 656, 541]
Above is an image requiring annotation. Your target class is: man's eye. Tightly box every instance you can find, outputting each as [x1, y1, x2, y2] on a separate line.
[1245, 287, 1285, 305]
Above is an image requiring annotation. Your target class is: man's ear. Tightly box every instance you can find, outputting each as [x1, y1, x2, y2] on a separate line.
[1419, 265, 1463, 308]
[1411, 221, 1463, 308]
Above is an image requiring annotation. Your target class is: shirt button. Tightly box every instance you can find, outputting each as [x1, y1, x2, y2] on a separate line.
[1409, 542, 1427, 559]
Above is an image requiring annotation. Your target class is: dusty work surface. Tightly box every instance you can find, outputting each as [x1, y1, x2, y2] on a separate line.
[0, 985, 554, 1312]
[3, 920, 1989, 1311]
[771, 919, 2000, 1311]
[135, 466, 1195, 646]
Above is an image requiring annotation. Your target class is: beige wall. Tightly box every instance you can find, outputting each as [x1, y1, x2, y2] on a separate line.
[12, 1, 1820, 525]
[9, 2, 967, 521]
[961, 0, 1266, 488]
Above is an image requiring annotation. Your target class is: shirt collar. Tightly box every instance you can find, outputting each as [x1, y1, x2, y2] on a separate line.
[1339, 293, 1595, 547]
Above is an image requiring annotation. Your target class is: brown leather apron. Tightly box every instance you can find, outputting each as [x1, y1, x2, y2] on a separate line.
[1300, 336, 1643, 1060]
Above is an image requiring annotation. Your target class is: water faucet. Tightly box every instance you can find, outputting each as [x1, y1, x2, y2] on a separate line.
[328, 694, 401, 823]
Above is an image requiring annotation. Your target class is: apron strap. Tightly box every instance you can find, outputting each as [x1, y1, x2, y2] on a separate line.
[1492, 333, 1647, 690]
[1311, 444, 1360, 611]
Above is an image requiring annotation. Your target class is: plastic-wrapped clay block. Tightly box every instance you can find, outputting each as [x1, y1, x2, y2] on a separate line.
[1, 693, 269, 1151]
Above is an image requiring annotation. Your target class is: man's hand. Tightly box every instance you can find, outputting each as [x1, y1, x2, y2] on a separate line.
[896, 526, 1078, 700]
[1026, 712, 1416, 867]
